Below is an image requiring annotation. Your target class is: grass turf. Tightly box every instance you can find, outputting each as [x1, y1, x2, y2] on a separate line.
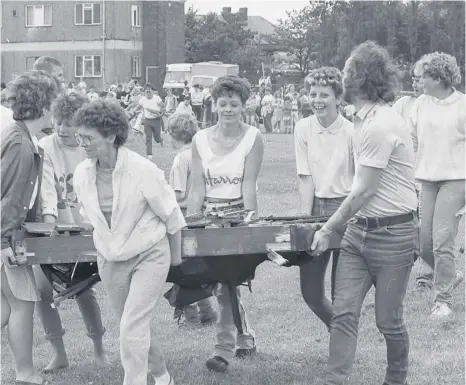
[1, 132, 464, 385]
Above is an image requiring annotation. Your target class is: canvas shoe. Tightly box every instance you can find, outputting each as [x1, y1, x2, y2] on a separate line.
[430, 302, 452, 319]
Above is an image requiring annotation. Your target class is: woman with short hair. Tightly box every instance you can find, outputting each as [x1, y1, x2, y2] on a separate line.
[409, 52, 465, 318]
[294, 66, 354, 331]
[188, 75, 264, 373]
[1, 70, 58, 385]
[73, 99, 185, 385]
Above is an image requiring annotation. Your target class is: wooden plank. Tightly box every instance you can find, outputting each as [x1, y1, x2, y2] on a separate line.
[22, 223, 341, 265]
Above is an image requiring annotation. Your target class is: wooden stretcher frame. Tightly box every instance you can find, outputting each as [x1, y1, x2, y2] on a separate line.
[14, 220, 341, 265]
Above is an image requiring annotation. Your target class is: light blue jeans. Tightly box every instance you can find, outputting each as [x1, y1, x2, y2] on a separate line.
[214, 284, 255, 361]
[33, 265, 106, 342]
[325, 219, 417, 385]
[416, 179, 465, 305]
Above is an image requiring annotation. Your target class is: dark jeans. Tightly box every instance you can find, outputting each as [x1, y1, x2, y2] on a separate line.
[325, 219, 417, 385]
[300, 197, 346, 329]
[144, 118, 162, 156]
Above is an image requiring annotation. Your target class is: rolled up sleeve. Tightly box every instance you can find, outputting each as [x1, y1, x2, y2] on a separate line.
[142, 167, 187, 234]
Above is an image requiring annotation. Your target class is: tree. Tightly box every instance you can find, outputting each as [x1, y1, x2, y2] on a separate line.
[273, 7, 318, 76]
[184, 7, 257, 67]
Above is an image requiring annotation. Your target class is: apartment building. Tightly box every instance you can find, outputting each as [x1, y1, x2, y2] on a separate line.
[1, 1, 185, 89]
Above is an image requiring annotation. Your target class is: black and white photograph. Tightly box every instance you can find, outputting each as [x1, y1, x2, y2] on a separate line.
[0, 0, 465, 384]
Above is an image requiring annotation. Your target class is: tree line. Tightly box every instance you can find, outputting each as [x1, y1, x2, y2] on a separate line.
[185, 1, 465, 88]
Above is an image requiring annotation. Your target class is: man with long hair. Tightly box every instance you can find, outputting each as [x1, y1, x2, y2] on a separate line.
[311, 41, 418, 385]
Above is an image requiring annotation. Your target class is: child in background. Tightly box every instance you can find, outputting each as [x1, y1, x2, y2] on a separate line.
[282, 95, 293, 134]
[167, 113, 218, 326]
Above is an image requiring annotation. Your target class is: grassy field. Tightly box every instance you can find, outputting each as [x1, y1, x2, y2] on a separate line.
[1, 133, 464, 385]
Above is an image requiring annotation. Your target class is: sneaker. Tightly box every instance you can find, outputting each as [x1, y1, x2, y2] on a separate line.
[430, 302, 452, 319]
[452, 270, 464, 291]
[147, 155, 153, 161]
[234, 346, 257, 359]
[205, 356, 229, 373]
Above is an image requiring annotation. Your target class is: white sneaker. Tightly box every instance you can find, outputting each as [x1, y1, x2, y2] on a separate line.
[430, 302, 452, 319]
[147, 155, 153, 161]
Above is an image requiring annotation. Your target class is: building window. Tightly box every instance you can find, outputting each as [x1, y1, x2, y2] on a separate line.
[75, 55, 102, 77]
[25, 4, 52, 27]
[75, 3, 101, 25]
[26, 56, 40, 70]
[131, 5, 140, 27]
[132, 56, 141, 78]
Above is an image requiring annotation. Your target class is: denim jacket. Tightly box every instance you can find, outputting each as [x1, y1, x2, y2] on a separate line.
[73, 146, 186, 262]
[1, 120, 44, 249]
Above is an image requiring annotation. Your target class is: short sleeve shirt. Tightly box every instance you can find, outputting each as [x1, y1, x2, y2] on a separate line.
[294, 114, 355, 198]
[169, 145, 192, 210]
[353, 102, 417, 217]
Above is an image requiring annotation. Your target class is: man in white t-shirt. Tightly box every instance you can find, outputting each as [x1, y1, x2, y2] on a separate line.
[137, 83, 164, 159]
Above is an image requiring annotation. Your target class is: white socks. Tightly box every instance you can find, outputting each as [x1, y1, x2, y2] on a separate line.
[153, 371, 173, 385]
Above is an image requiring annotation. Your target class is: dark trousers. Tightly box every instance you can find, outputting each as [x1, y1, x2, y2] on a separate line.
[143, 118, 162, 156]
[325, 219, 417, 385]
[192, 105, 203, 123]
[300, 197, 345, 329]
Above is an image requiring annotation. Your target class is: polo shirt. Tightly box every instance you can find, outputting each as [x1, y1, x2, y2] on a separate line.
[294, 113, 355, 198]
[353, 102, 417, 217]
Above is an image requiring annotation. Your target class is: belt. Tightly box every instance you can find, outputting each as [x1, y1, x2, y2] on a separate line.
[203, 198, 244, 210]
[350, 212, 416, 229]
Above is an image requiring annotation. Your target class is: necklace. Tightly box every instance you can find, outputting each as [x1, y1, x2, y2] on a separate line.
[213, 124, 243, 149]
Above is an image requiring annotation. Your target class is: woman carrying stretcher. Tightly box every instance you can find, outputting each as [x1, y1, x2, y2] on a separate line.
[294, 67, 355, 330]
[187, 75, 264, 373]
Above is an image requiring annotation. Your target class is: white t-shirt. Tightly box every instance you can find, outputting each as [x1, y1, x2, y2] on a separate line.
[139, 95, 163, 119]
[175, 102, 194, 116]
[39, 134, 87, 222]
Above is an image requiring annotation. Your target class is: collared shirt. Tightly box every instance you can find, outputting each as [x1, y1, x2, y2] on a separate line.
[409, 90, 465, 182]
[294, 114, 355, 198]
[73, 146, 186, 262]
[353, 101, 417, 217]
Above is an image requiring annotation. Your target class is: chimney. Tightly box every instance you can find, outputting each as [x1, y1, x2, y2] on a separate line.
[238, 7, 248, 18]
[222, 7, 231, 15]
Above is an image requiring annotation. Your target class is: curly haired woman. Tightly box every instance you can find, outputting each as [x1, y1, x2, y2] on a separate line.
[73, 99, 185, 385]
[409, 52, 465, 318]
[294, 66, 354, 333]
[1, 70, 58, 385]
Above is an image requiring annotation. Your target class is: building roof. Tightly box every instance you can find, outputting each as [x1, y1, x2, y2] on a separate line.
[195, 14, 275, 36]
[246, 16, 276, 35]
